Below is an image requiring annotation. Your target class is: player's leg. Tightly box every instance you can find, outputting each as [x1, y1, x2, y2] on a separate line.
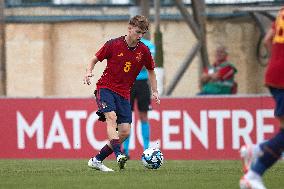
[115, 93, 132, 169]
[118, 123, 131, 145]
[240, 87, 284, 189]
[96, 88, 122, 158]
[139, 111, 150, 150]
[123, 82, 137, 158]
[137, 80, 151, 150]
[250, 88, 284, 175]
[117, 123, 131, 168]
[88, 88, 117, 171]
[123, 135, 130, 158]
[240, 144, 262, 173]
[105, 111, 123, 157]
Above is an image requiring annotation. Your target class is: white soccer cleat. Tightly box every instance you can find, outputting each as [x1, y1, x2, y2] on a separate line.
[116, 154, 127, 170]
[239, 144, 266, 189]
[240, 175, 267, 189]
[88, 157, 114, 172]
[240, 144, 257, 173]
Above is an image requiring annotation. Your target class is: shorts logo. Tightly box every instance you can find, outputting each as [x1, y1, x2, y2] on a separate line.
[100, 102, 108, 109]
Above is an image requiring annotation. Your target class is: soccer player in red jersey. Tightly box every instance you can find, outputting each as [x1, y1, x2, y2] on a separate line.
[83, 15, 160, 172]
[240, 7, 284, 189]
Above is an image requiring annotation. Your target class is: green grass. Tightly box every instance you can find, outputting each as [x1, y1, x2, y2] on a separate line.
[0, 159, 284, 189]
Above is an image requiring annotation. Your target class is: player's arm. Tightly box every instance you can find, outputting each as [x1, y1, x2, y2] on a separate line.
[147, 69, 160, 104]
[263, 27, 275, 53]
[83, 56, 99, 85]
[200, 68, 211, 84]
[200, 71, 218, 83]
[84, 40, 110, 85]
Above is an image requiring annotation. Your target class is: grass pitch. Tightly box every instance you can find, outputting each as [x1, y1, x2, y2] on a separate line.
[0, 159, 284, 189]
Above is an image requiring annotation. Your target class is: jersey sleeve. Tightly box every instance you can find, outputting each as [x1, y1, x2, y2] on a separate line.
[144, 48, 155, 70]
[217, 65, 236, 80]
[95, 41, 112, 62]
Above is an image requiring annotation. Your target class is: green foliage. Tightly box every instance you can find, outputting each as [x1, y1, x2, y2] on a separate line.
[154, 30, 164, 68]
[0, 159, 284, 189]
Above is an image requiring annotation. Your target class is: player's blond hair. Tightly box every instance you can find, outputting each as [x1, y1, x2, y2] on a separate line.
[129, 15, 149, 32]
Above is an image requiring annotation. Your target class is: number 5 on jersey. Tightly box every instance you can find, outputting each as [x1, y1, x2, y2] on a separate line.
[124, 61, 131, 72]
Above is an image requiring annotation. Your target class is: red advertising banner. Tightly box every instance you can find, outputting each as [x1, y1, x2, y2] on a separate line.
[0, 96, 278, 160]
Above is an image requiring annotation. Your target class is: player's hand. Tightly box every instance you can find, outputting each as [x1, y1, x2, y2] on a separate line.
[152, 91, 160, 105]
[83, 72, 94, 85]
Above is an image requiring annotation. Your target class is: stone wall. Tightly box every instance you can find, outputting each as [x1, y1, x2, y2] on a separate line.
[4, 5, 275, 97]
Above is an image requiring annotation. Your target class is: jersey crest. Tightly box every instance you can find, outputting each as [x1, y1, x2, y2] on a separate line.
[136, 52, 143, 62]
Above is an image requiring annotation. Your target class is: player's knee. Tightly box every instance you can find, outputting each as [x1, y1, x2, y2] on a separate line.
[124, 129, 131, 137]
[139, 111, 148, 121]
[105, 112, 117, 123]
[125, 129, 131, 137]
[120, 129, 130, 139]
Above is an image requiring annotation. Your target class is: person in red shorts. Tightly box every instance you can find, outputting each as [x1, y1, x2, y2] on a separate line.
[83, 15, 160, 172]
[198, 45, 237, 95]
[240, 7, 284, 189]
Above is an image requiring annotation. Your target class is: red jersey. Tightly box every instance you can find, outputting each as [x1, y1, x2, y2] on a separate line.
[206, 60, 236, 81]
[265, 8, 284, 89]
[95, 36, 155, 99]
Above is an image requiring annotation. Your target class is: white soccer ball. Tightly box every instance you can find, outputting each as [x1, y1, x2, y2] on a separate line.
[141, 148, 164, 169]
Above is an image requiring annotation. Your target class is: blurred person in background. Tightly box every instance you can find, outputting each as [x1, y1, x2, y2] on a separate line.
[123, 38, 155, 159]
[83, 15, 160, 172]
[239, 7, 284, 189]
[198, 45, 237, 95]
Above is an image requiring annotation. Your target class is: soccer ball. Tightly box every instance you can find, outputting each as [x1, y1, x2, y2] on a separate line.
[141, 148, 164, 169]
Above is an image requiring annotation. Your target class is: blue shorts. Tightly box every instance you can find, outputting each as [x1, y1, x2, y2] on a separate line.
[269, 87, 284, 117]
[95, 88, 132, 124]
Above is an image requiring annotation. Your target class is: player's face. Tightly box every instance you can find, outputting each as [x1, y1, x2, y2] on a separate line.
[129, 26, 147, 43]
